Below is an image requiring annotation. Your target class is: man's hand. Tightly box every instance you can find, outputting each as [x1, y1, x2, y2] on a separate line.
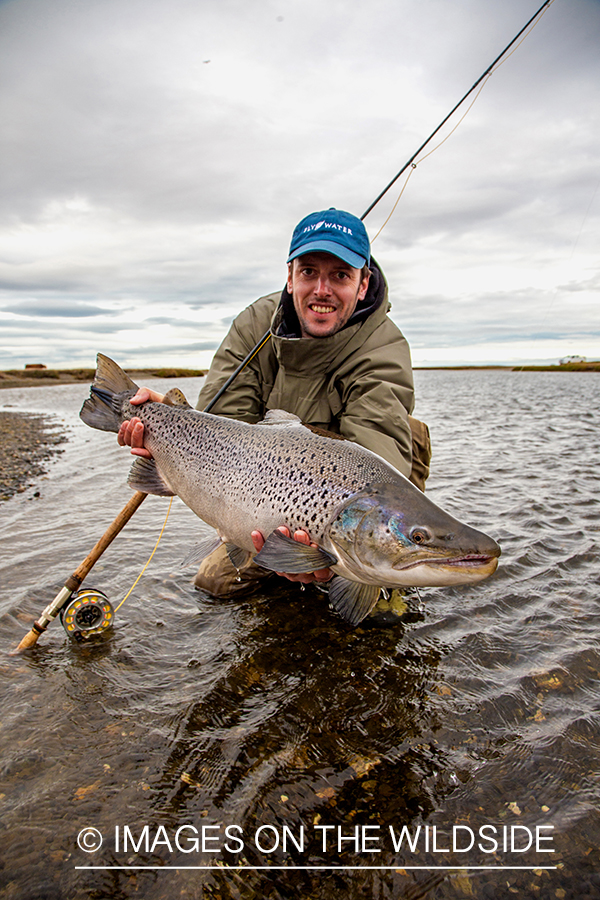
[251, 526, 333, 584]
[117, 388, 164, 458]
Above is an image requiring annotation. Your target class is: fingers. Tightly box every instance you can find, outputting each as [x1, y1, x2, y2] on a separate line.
[293, 529, 332, 581]
[117, 417, 153, 459]
[269, 527, 332, 583]
[251, 530, 265, 552]
[117, 417, 144, 447]
[130, 447, 154, 458]
[117, 387, 163, 458]
[130, 388, 164, 405]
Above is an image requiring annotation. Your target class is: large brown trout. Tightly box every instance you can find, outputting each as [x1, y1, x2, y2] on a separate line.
[80, 354, 500, 625]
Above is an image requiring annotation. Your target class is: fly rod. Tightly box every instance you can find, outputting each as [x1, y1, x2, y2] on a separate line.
[12, 490, 147, 652]
[205, 0, 556, 398]
[12, 0, 554, 652]
[11, 364, 235, 653]
[11, 361, 272, 653]
[360, 0, 555, 219]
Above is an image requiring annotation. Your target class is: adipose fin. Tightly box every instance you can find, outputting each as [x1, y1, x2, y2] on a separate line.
[163, 388, 192, 409]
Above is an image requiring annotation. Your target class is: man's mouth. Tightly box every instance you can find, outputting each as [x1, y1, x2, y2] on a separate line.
[309, 304, 336, 314]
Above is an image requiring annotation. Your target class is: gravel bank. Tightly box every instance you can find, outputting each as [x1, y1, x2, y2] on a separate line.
[0, 411, 66, 501]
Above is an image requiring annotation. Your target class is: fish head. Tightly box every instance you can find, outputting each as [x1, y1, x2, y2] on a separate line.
[328, 481, 501, 587]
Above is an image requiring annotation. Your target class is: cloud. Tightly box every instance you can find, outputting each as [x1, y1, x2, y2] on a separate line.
[0, 0, 598, 369]
[1, 300, 116, 317]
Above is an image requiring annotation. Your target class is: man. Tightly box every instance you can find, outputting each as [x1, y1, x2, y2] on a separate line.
[119, 208, 430, 596]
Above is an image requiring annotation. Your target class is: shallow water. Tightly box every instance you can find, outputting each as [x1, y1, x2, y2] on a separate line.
[1, 371, 599, 900]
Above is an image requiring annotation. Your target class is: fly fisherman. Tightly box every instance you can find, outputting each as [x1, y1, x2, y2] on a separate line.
[118, 209, 431, 596]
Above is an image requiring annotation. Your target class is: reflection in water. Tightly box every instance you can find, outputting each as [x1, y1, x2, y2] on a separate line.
[157, 587, 442, 856]
[1, 372, 600, 899]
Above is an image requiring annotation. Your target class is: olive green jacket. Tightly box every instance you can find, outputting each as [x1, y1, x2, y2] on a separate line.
[197, 271, 415, 477]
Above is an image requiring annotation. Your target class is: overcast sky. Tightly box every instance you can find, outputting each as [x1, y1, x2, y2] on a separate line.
[1, 0, 598, 370]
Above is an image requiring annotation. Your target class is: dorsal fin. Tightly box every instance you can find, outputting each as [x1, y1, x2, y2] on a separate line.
[301, 423, 346, 441]
[260, 409, 346, 440]
[261, 409, 303, 426]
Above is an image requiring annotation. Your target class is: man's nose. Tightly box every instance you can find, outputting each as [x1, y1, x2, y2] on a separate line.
[314, 276, 332, 296]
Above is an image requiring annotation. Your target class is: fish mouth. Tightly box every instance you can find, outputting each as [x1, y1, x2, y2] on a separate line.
[395, 553, 499, 571]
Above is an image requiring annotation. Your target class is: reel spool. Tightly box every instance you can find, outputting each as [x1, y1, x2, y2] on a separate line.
[60, 588, 114, 641]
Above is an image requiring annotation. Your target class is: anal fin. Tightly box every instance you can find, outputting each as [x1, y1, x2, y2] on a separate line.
[181, 534, 223, 568]
[128, 457, 175, 497]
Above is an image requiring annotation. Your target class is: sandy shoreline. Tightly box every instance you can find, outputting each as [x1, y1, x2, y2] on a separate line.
[0, 411, 67, 501]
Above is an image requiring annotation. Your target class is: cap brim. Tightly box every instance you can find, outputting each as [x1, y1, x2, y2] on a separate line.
[287, 240, 367, 269]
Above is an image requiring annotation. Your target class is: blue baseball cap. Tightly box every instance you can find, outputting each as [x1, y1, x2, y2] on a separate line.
[287, 208, 371, 269]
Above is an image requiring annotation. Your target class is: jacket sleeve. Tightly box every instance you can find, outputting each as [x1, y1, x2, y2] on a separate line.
[196, 296, 277, 422]
[335, 325, 415, 478]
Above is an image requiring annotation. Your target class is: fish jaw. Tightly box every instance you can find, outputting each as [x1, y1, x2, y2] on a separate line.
[327, 481, 501, 589]
[386, 553, 500, 587]
[328, 542, 500, 588]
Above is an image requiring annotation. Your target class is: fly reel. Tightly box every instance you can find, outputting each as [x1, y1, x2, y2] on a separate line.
[60, 588, 114, 641]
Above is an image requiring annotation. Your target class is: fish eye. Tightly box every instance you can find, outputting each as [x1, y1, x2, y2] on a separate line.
[410, 527, 431, 545]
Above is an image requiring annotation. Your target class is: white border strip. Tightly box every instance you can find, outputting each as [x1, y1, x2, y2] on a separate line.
[76, 865, 557, 871]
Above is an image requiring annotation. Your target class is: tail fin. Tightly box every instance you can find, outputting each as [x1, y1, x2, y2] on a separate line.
[79, 353, 139, 433]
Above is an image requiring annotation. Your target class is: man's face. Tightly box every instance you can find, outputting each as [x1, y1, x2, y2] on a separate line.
[287, 252, 370, 339]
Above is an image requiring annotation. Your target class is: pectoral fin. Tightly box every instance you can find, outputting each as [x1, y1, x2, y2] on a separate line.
[253, 530, 337, 573]
[328, 577, 381, 626]
[128, 458, 175, 496]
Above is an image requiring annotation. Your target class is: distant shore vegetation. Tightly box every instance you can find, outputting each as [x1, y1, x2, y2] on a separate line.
[0, 360, 598, 389]
[415, 361, 600, 372]
[0, 366, 208, 389]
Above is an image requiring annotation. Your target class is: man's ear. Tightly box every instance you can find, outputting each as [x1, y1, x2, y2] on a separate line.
[286, 261, 294, 293]
[358, 268, 371, 301]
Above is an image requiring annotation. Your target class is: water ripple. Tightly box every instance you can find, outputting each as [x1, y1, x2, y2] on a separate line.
[1, 371, 600, 898]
